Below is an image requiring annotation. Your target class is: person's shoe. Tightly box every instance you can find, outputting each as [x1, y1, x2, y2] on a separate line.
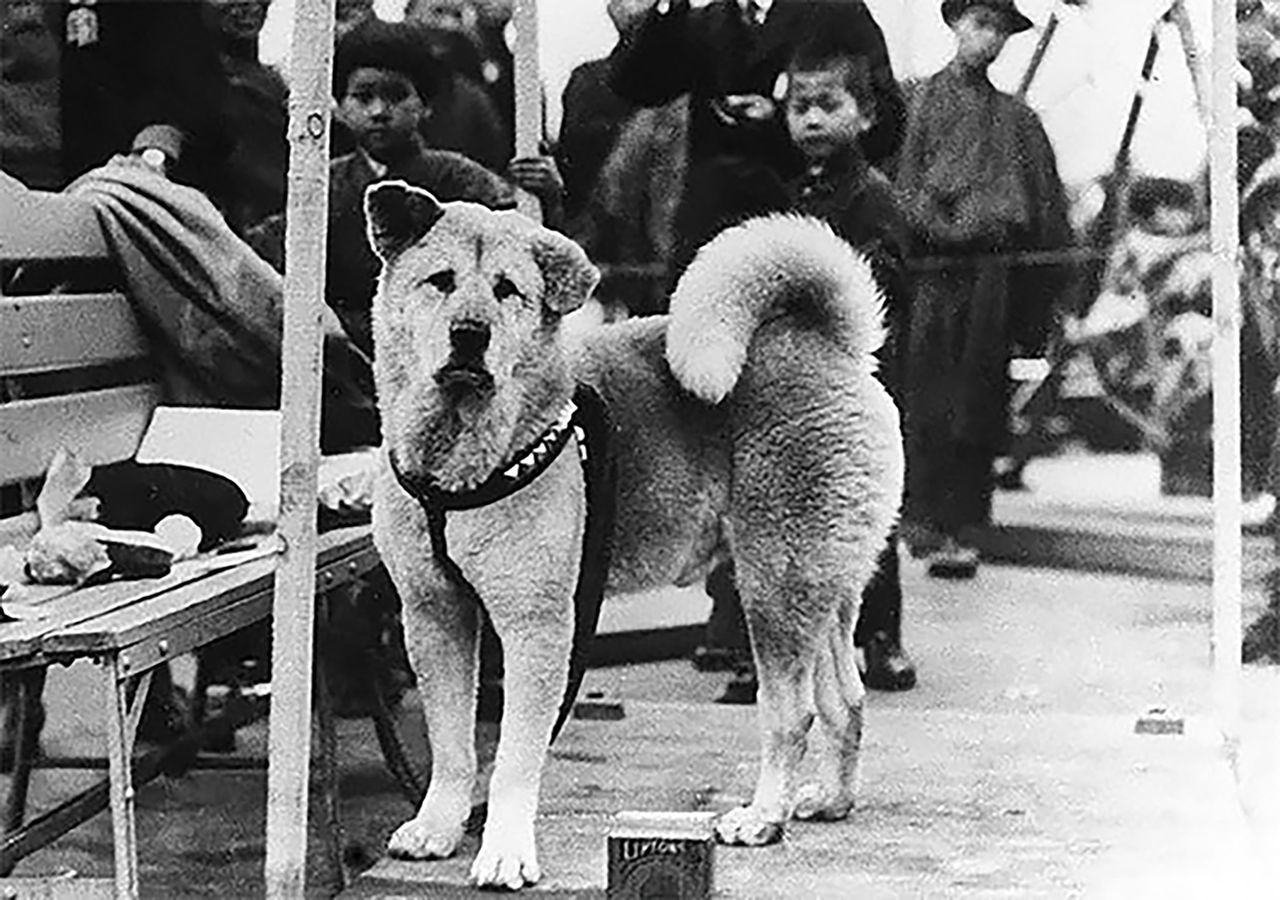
[860, 632, 917, 692]
[926, 539, 979, 579]
[714, 667, 758, 705]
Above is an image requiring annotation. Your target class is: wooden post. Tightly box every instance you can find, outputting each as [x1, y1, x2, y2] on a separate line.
[264, 0, 333, 895]
[511, 0, 543, 222]
[1209, 0, 1241, 749]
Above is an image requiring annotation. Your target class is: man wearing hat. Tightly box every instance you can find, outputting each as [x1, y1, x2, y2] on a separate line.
[895, 0, 1074, 578]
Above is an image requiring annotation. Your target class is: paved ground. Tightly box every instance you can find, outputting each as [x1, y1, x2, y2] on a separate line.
[7, 553, 1278, 897]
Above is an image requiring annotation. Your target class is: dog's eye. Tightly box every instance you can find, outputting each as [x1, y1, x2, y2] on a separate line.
[493, 276, 522, 302]
[422, 270, 455, 293]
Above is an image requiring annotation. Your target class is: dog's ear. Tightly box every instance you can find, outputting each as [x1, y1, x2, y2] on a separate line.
[531, 229, 599, 315]
[364, 181, 445, 262]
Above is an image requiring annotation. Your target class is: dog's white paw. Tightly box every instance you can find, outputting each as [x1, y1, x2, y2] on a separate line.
[470, 824, 540, 890]
[714, 805, 785, 846]
[792, 782, 855, 822]
[387, 816, 464, 860]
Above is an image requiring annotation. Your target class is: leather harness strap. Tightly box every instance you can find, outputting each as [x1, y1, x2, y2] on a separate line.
[388, 384, 616, 740]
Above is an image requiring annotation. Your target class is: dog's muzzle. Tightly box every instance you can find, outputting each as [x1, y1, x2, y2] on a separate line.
[435, 320, 494, 393]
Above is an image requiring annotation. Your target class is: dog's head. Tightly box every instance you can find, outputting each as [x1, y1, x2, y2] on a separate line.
[364, 181, 599, 482]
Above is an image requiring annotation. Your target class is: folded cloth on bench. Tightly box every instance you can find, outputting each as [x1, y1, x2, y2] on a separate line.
[66, 161, 379, 453]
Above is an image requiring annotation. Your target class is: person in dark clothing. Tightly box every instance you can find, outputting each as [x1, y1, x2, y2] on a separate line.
[207, 0, 289, 235]
[895, 0, 1072, 578]
[713, 33, 918, 704]
[557, 0, 652, 226]
[0, 0, 230, 200]
[410, 24, 511, 172]
[608, 0, 906, 279]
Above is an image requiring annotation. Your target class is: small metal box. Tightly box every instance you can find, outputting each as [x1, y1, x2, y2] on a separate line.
[607, 811, 715, 899]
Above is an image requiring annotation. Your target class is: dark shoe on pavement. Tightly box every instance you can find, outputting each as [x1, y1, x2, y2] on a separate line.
[714, 668, 758, 705]
[861, 632, 917, 692]
[926, 539, 979, 580]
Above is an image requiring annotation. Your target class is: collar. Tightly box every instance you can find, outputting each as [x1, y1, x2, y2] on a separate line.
[739, 0, 772, 24]
[359, 149, 389, 179]
[390, 395, 587, 512]
[800, 146, 869, 193]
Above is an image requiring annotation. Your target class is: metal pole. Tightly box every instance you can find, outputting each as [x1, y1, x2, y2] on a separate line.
[1016, 2, 1060, 101]
[265, 0, 333, 894]
[1210, 0, 1241, 749]
[1168, 0, 1210, 126]
[511, 0, 543, 222]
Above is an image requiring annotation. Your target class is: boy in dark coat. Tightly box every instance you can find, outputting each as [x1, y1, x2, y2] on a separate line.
[714, 33, 918, 703]
[895, 0, 1072, 578]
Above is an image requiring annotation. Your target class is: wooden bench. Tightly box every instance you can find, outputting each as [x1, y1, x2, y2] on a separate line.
[0, 173, 381, 898]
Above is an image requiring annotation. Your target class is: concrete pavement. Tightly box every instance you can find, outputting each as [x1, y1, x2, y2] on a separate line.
[6, 553, 1277, 897]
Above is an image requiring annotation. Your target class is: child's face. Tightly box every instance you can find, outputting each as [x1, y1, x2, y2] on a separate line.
[340, 67, 427, 162]
[785, 66, 873, 163]
[951, 6, 1013, 68]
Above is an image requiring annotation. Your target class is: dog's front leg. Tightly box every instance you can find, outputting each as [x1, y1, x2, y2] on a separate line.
[469, 587, 574, 890]
[386, 577, 480, 861]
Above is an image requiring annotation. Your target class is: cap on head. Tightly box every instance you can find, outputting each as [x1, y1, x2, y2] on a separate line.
[940, 0, 1033, 34]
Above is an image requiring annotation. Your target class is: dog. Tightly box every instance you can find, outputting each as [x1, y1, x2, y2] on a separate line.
[364, 181, 903, 890]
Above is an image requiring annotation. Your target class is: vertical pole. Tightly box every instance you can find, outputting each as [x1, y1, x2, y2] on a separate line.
[511, 0, 543, 222]
[1210, 0, 1241, 749]
[265, 0, 333, 895]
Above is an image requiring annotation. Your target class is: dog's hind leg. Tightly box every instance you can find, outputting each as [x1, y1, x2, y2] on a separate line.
[385, 574, 481, 862]
[794, 598, 865, 822]
[713, 567, 826, 847]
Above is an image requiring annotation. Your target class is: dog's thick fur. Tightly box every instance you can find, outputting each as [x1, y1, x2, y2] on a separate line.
[365, 182, 903, 890]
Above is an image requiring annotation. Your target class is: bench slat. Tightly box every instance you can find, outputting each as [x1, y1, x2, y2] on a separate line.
[0, 384, 160, 485]
[48, 534, 379, 673]
[43, 528, 375, 658]
[0, 294, 147, 376]
[0, 554, 231, 663]
[0, 174, 107, 262]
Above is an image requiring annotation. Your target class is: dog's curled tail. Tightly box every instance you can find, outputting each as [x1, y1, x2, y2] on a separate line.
[665, 214, 886, 404]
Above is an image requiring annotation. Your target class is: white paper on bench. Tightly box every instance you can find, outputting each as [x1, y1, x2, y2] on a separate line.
[136, 407, 282, 520]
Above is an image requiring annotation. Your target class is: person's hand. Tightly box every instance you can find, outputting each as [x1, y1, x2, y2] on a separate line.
[721, 93, 775, 122]
[108, 150, 169, 178]
[507, 155, 564, 205]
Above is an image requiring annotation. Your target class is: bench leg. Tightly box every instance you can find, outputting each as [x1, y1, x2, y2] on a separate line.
[103, 658, 152, 899]
[1, 667, 47, 873]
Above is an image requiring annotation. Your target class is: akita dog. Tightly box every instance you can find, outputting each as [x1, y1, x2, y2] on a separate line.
[365, 181, 902, 890]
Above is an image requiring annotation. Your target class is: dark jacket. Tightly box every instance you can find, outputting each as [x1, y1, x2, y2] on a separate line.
[58, 0, 231, 198]
[788, 147, 911, 394]
[557, 57, 637, 221]
[608, 0, 905, 270]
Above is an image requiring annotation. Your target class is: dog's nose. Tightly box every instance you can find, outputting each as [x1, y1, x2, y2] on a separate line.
[449, 320, 490, 360]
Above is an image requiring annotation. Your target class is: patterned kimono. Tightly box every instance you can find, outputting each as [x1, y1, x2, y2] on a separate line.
[895, 62, 1073, 535]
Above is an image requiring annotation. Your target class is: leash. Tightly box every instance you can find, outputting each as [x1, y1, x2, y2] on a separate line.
[388, 384, 616, 742]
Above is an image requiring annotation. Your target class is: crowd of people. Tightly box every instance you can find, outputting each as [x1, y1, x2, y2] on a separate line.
[6, 0, 1167, 710]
